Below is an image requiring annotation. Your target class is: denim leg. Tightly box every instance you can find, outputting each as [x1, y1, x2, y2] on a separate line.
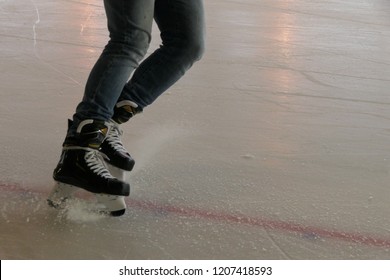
[69, 0, 155, 136]
[119, 0, 205, 109]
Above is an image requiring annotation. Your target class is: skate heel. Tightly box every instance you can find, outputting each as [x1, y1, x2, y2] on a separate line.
[47, 182, 76, 208]
[96, 194, 126, 216]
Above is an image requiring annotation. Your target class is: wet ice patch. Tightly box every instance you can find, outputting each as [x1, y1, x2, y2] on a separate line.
[241, 154, 255, 160]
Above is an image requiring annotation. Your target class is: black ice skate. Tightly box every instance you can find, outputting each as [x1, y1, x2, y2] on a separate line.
[48, 119, 130, 216]
[100, 120, 135, 173]
[100, 101, 141, 178]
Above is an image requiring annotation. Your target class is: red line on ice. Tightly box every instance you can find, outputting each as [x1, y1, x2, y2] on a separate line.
[127, 199, 390, 248]
[1, 182, 390, 248]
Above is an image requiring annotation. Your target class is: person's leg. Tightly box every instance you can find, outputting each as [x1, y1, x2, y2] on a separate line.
[50, 0, 156, 215]
[69, 0, 155, 137]
[100, 0, 205, 172]
[117, 0, 205, 109]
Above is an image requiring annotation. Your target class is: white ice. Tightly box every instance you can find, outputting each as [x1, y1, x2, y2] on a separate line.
[0, 0, 390, 259]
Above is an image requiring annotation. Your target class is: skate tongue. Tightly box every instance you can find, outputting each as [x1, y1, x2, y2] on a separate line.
[75, 119, 108, 149]
[113, 100, 142, 124]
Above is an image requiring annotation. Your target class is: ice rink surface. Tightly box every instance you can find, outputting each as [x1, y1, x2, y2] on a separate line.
[0, 0, 389, 259]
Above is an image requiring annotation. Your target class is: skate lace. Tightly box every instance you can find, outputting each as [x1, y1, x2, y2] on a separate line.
[85, 149, 114, 179]
[106, 122, 128, 154]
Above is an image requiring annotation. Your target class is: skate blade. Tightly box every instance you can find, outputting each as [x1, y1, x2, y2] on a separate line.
[47, 182, 76, 209]
[48, 182, 126, 217]
[95, 194, 126, 216]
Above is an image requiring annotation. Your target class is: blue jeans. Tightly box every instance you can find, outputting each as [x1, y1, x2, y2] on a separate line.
[69, 0, 205, 136]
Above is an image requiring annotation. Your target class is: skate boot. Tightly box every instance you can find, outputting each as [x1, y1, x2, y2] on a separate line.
[100, 101, 141, 177]
[48, 119, 130, 216]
